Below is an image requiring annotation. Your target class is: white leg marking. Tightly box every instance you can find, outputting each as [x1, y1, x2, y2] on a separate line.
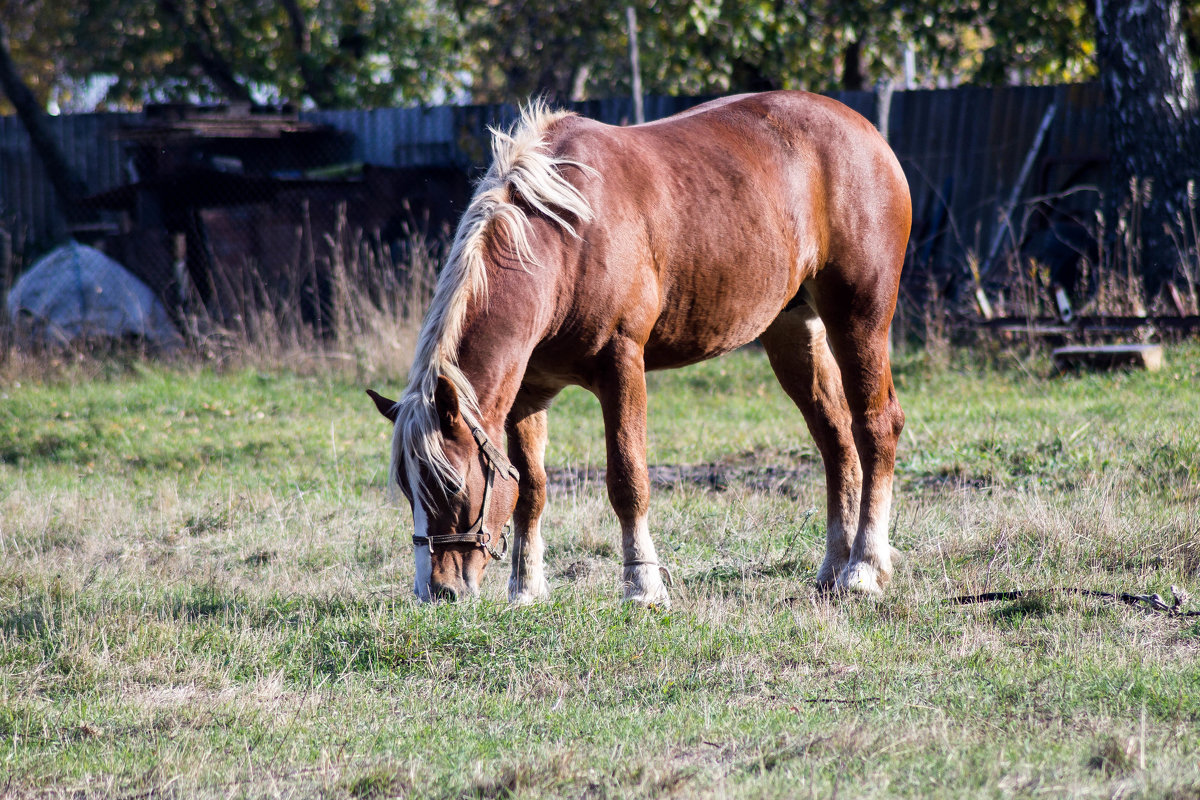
[818, 447, 862, 588]
[508, 520, 550, 605]
[410, 472, 433, 602]
[836, 477, 894, 595]
[622, 515, 670, 607]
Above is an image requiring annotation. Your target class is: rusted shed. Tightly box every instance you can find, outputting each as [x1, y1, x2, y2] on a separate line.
[84, 104, 467, 327]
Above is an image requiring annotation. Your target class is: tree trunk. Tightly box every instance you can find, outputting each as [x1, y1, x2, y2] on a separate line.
[1097, 0, 1199, 303]
[0, 21, 93, 224]
[280, 0, 339, 108]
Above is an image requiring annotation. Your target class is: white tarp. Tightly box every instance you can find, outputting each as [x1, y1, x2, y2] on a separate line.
[6, 241, 183, 347]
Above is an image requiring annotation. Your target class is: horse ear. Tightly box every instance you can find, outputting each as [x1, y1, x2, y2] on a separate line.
[434, 376, 461, 430]
[365, 389, 398, 423]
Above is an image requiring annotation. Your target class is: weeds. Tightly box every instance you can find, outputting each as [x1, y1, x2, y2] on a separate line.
[0, 208, 439, 383]
[891, 179, 1200, 355]
[2, 346, 1198, 798]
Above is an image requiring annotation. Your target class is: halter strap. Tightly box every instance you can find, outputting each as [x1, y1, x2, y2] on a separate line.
[412, 417, 519, 560]
[468, 422, 520, 482]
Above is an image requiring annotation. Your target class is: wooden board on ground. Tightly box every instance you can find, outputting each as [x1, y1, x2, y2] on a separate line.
[1052, 343, 1164, 372]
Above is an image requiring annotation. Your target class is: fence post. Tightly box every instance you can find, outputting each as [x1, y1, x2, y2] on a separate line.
[875, 80, 896, 354]
[979, 103, 1058, 283]
[626, 6, 644, 125]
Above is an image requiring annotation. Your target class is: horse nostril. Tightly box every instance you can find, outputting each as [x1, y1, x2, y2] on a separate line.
[431, 583, 459, 602]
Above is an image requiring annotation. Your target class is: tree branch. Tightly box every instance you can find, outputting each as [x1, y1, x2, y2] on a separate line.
[278, 0, 338, 108]
[157, 0, 253, 104]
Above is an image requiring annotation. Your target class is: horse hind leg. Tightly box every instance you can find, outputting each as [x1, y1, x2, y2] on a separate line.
[813, 271, 905, 595]
[760, 299, 862, 590]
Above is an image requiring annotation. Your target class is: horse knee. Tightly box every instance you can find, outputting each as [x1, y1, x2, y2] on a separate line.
[852, 385, 903, 458]
[884, 385, 905, 439]
[515, 470, 546, 516]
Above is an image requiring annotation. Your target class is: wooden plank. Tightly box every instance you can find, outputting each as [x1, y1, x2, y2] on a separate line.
[1053, 343, 1164, 372]
[984, 315, 1200, 333]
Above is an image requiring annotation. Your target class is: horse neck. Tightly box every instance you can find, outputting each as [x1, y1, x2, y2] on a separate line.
[452, 273, 550, 434]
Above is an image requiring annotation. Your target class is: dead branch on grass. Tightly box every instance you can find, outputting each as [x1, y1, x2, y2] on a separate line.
[948, 585, 1197, 617]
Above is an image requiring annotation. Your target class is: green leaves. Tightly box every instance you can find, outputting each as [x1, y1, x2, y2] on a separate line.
[7, 0, 1119, 113]
[15, 0, 467, 109]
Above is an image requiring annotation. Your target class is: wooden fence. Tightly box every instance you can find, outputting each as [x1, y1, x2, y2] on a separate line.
[0, 84, 1109, 285]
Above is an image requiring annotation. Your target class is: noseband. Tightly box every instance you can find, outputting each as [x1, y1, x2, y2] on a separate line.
[412, 421, 520, 561]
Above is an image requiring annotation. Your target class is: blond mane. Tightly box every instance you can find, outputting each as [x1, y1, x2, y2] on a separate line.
[390, 101, 595, 501]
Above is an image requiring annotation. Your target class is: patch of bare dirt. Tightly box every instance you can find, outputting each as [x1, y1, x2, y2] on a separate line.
[546, 448, 823, 498]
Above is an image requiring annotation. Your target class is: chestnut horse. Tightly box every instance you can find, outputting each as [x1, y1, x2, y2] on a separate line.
[369, 91, 910, 605]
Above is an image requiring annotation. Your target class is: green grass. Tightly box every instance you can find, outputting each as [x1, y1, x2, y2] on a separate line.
[1, 345, 1199, 798]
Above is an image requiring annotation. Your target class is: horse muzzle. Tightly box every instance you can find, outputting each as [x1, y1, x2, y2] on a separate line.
[427, 576, 479, 603]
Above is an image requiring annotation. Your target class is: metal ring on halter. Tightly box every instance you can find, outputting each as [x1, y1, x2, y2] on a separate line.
[486, 523, 511, 561]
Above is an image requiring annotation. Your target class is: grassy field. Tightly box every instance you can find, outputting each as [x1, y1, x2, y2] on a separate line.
[1, 344, 1198, 799]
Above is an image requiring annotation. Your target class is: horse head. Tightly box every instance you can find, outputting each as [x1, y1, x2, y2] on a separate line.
[368, 380, 520, 602]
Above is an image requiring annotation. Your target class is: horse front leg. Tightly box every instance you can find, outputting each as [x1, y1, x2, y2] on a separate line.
[506, 400, 553, 605]
[595, 343, 670, 607]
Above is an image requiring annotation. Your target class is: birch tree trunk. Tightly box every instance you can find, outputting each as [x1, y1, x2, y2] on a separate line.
[1097, 0, 1199, 304]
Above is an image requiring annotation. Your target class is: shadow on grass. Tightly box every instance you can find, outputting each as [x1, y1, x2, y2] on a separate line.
[988, 595, 1056, 627]
[0, 604, 53, 638]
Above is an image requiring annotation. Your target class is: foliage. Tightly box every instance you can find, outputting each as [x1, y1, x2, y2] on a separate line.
[0, 0, 77, 109]
[971, 0, 1098, 85]
[4, 0, 465, 111]
[457, 0, 1103, 103]
[454, 0, 627, 104]
[2, 0, 1132, 113]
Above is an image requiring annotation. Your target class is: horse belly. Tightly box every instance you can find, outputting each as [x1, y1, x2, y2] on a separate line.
[642, 258, 797, 371]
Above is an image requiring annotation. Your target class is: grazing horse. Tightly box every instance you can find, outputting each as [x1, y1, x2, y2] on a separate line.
[368, 91, 910, 605]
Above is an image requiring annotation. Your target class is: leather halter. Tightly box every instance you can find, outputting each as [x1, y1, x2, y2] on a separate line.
[412, 421, 520, 561]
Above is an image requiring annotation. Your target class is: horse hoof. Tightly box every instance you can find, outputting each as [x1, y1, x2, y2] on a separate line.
[623, 564, 671, 608]
[835, 562, 887, 596]
[508, 576, 550, 605]
[815, 557, 847, 590]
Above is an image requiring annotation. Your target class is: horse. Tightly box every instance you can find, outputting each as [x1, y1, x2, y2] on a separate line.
[368, 91, 910, 605]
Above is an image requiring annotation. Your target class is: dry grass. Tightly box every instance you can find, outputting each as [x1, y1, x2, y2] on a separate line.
[4, 342, 1199, 798]
[2, 211, 1200, 797]
[0, 214, 440, 386]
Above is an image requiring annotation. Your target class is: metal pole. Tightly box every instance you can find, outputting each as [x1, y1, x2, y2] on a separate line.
[979, 103, 1058, 282]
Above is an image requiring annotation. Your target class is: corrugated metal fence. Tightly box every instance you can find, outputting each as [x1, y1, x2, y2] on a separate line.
[892, 83, 1106, 282]
[0, 84, 1109, 278]
[0, 112, 137, 247]
[301, 94, 726, 170]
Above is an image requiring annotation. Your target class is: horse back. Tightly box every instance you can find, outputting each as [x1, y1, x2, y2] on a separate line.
[532, 92, 910, 373]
